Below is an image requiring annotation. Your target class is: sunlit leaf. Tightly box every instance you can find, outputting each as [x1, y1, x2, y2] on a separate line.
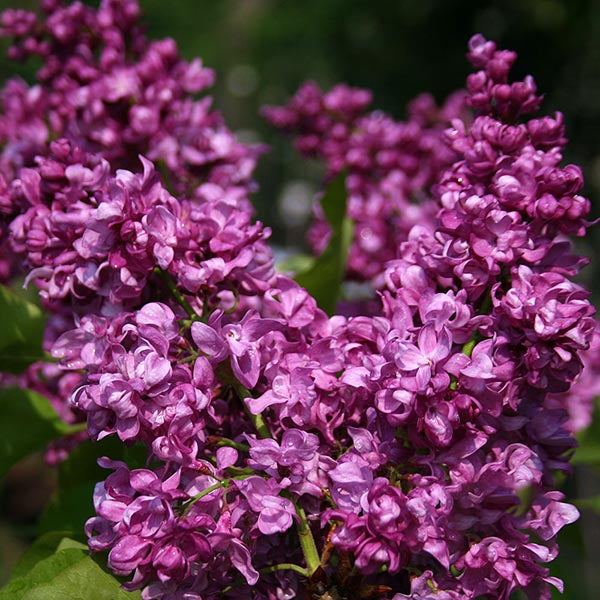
[0, 542, 140, 600]
[9, 532, 83, 581]
[295, 172, 353, 314]
[276, 253, 315, 275]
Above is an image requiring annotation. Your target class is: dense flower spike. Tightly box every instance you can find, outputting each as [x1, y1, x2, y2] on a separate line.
[0, 0, 273, 462]
[9, 148, 273, 313]
[0, 1, 260, 192]
[264, 83, 467, 282]
[0, 0, 262, 288]
[0, 2, 597, 598]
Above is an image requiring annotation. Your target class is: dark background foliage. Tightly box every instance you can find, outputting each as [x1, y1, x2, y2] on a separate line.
[0, 0, 599, 597]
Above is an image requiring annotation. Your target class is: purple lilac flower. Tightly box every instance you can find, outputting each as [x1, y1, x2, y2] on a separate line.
[0, 3, 597, 597]
[264, 83, 467, 283]
[0, 0, 261, 195]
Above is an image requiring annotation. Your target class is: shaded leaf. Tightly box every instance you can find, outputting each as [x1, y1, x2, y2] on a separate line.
[571, 445, 600, 465]
[0, 284, 45, 374]
[39, 437, 147, 534]
[549, 515, 588, 600]
[573, 406, 600, 466]
[574, 495, 600, 513]
[0, 387, 84, 478]
[39, 481, 99, 536]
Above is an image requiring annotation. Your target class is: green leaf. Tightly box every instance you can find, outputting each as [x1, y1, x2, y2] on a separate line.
[2, 438, 149, 598]
[294, 172, 353, 315]
[39, 481, 99, 535]
[574, 495, 600, 513]
[0, 545, 140, 600]
[573, 404, 600, 465]
[9, 532, 83, 581]
[513, 483, 535, 516]
[548, 515, 587, 600]
[275, 253, 315, 275]
[0, 284, 45, 373]
[0, 387, 84, 478]
[0, 548, 87, 599]
[571, 444, 600, 465]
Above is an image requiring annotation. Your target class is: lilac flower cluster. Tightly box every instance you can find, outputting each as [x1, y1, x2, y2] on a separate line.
[0, 0, 261, 283]
[263, 83, 466, 282]
[0, 2, 597, 599]
[7, 147, 273, 313]
[0, 0, 270, 451]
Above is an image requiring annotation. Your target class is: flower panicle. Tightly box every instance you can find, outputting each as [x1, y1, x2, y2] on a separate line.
[0, 5, 596, 598]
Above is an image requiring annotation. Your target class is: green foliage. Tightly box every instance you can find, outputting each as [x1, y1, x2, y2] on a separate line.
[573, 405, 600, 466]
[575, 494, 600, 512]
[549, 512, 589, 600]
[294, 173, 353, 315]
[548, 406, 600, 599]
[0, 284, 45, 374]
[275, 253, 315, 275]
[0, 420, 147, 596]
[0, 533, 140, 600]
[0, 444, 145, 598]
[9, 532, 84, 581]
[0, 387, 84, 477]
[39, 480, 100, 536]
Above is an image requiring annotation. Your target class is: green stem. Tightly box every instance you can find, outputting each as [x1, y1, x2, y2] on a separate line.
[479, 288, 493, 314]
[322, 487, 337, 508]
[260, 563, 307, 577]
[224, 466, 254, 477]
[212, 370, 320, 580]
[43, 352, 59, 363]
[183, 480, 229, 516]
[223, 287, 240, 315]
[247, 408, 271, 440]
[215, 364, 272, 439]
[293, 503, 321, 576]
[179, 352, 199, 365]
[461, 286, 494, 359]
[154, 267, 198, 320]
[221, 563, 307, 594]
[156, 159, 176, 196]
[233, 382, 272, 439]
[215, 438, 250, 452]
[461, 336, 478, 358]
[184, 473, 257, 516]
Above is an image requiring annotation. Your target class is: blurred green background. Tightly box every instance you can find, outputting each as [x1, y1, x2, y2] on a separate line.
[0, 0, 599, 597]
